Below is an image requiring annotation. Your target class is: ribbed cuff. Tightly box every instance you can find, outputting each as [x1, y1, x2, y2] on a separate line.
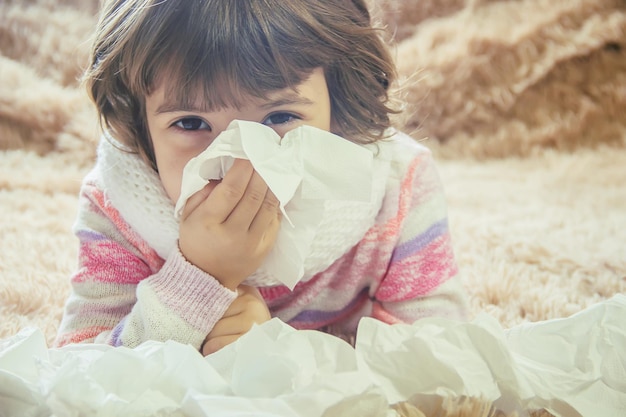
[147, 247, 238, 332]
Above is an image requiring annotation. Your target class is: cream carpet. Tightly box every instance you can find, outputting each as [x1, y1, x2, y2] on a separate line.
[1, 1, 625, 416]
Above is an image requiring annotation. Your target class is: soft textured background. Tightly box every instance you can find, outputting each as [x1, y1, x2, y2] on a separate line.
[1, 0, 625, 361]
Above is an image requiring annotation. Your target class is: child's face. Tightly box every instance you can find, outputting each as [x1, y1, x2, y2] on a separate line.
[145, 67, 332, 203]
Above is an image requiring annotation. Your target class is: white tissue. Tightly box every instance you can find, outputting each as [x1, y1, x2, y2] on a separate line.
[1, 295, 625, 417]
[174, 120, 374, 289]
[0, 320, 387, 417]
[356, 294, 626, 417]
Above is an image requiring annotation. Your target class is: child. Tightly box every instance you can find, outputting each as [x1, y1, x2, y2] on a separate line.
[56, 0, 468, 355]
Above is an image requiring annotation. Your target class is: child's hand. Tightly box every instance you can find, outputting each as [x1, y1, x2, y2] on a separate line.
[201, 285, 271, 355]
[179, 159, 281, 290]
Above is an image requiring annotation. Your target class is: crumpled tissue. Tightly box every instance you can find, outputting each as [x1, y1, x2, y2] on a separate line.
[1, 295, 625, 417]
[356, 294, 626, 417]
[174, 120, 374, 289]
[0, 320, 388, 417]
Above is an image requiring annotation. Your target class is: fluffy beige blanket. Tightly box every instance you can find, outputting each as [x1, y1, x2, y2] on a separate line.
[1, 1, 625, 416]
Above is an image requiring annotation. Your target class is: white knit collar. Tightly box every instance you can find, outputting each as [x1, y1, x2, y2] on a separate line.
[97, 137, 179, 260]
[97, 133, 391, 286]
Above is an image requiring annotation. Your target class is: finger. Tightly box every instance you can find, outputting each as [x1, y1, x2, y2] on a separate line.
[220, 295, 247, 318]
[208, 314, 254, 339]
[181, 181, 219, 221]
[238, 284, 263, 298]
[209, 310, 269, 344]
[204, 159, 254, 222]
[202, 334, 241, 356]
[224, 171, 270, 229]
[220, 285, 265, 318]
[248, 189, 281, 236]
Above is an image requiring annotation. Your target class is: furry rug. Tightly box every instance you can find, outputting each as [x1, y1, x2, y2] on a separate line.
[1, 1, 625, 416]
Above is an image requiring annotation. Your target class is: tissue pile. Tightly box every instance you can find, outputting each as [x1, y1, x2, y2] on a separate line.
[1, 295, 624, 417]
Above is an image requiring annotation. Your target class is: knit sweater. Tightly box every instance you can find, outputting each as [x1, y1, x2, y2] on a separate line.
[55, 131, 468, 349]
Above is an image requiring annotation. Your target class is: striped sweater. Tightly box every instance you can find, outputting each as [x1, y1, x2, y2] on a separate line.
[55, 131, 468, 349]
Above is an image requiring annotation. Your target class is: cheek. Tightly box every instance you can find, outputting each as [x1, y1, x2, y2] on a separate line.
[159, 165, 184, 203]
[314, 90, 332, 133]
[294, 100, 332, 135]
[152, 140, 198, 203]
[312, 107, 332, 132]
[156, 157, 187, 203]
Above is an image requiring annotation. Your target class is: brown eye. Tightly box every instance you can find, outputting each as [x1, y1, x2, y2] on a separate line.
[174, 117, 210, 131]
[263, 112, 298, 126]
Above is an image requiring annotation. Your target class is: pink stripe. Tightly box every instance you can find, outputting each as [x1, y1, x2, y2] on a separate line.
[377, 233, 457, 302]
[55, 326, 110, 346]
[73, 239, 152, 284]
[88, 184, 164, 272]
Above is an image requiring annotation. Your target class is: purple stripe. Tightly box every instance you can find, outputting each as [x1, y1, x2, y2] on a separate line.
[290, 290, 367, 324]
[391, 219, 448, 263]
[110, 316, 127, 347]
[76, 229, 108, 241]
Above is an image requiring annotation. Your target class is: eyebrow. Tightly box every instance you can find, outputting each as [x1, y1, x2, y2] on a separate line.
[154, 92, 315, 115]
[155, 102, 206, 115]
[258, 94, 315, 109]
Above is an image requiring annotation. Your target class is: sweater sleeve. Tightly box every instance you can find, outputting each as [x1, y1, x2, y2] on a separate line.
[370, 149, 468, 324]
[54, 180, 237, 349]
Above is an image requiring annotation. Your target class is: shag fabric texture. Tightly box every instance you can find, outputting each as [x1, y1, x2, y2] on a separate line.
[1, 1, 625, 416]
[377, 0, 626, 158]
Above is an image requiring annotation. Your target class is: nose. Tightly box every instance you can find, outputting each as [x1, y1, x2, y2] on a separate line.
[210, 109, 259, 138]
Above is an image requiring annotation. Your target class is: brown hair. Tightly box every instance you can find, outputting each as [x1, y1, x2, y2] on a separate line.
[86, 0, 398, 170]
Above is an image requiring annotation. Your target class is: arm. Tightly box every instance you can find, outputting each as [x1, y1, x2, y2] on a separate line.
[57, 159, 279, 351]
[371, 150, 468, 324]
[178, 159, 280, 354]
[54, 181, 238, 349]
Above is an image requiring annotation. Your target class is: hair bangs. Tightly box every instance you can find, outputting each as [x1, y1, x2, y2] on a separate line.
[136, 0, 328, 112]
[88, 0, 398, 169]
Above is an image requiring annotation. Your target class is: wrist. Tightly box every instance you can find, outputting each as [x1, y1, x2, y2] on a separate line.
[177, 242, 243, 290]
